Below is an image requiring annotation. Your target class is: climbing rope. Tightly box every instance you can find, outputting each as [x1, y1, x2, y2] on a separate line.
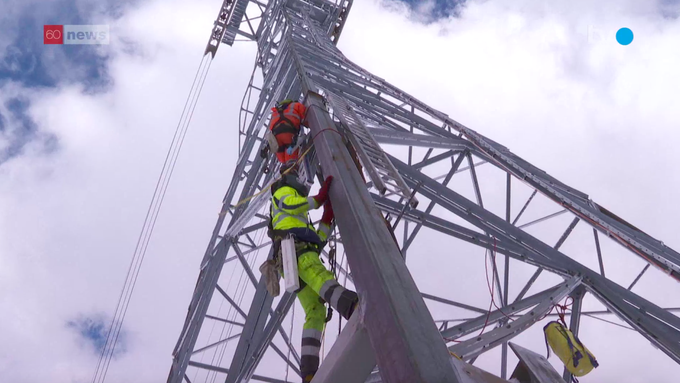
[325, 235, 337, 324]
[230, 127, 342, 210]
[320, 225, 339, 363]
[284, 303, 296, 382]
[539, 295, 574, 324]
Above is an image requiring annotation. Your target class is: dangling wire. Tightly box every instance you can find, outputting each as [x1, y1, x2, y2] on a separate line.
[284, 303, 296, 382]
[321, 326, 326, 364]
[325, 227, 337, 324]
[339, 246, 348, 336]
[444, 238, 508, 344]
[322, 227, 339, 363]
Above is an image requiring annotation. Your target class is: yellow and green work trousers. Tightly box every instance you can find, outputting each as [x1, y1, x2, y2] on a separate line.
[288, 242, 358, 381]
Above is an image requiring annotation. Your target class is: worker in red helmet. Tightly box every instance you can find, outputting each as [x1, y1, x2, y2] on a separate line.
[268, 161, 359, 382]
[265, 99, 307, 164]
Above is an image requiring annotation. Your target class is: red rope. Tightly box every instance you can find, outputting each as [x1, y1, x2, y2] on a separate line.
[485, 238, 514, 321]
[444, 237, 511, 345]
[476, 254, 496, 337]
[539, 296, 574, 323]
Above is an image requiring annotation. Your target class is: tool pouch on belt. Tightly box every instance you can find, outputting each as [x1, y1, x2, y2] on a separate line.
[258, 259, 280, 297]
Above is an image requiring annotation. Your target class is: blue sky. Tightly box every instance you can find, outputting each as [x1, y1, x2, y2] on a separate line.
[0, 97, 57, 162]
[0, 0, 136, 164]
[0, 0, 123, 89]
[396, 0, 466, 19]
[67, 315, 127, 356]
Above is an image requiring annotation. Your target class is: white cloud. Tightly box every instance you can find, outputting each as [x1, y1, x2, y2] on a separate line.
[1, 0, 679, 382]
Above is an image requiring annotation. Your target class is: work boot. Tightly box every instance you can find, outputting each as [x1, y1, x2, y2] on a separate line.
[319, 280, 359, 321]
[350, 297, 359, 318]
[303, 374, 314, 383]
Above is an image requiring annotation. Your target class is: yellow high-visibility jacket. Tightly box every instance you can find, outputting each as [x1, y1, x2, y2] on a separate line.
[271, 185, 331, 243]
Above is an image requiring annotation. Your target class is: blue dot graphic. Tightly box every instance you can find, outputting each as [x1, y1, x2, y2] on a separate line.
[616, 27, 634, 45]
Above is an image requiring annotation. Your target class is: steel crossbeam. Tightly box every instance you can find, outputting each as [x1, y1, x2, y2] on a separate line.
[439, 284, 565, 340]
[230, 292, 298, 383]
[448, 277, 581, 361]
[389, 155, 680, 363]
[365, 284, 568, 383]
[224, 249, 277, 383]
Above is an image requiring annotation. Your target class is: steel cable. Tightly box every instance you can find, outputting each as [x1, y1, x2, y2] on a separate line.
[91, 53, 214, 383]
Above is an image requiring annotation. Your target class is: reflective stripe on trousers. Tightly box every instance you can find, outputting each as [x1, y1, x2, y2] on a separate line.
[300, 328, 322, 378]
[297, 286, 325, 378]
[295, 250, 359, 379]
[318, 280, 358, 320]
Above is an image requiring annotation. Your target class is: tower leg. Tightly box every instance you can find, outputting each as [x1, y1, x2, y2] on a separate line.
[303, 92, 459, 383]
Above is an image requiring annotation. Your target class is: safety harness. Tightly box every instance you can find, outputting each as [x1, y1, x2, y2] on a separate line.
[267, 176, 322, 292]
[265, 175, 336, 324]
[271, 101, 301, 153]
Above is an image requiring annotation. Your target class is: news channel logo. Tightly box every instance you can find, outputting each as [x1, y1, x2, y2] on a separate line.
[44, 25, 109, 45]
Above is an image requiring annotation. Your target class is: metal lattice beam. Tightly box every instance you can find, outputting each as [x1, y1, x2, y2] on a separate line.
[168, 1, 680, 382]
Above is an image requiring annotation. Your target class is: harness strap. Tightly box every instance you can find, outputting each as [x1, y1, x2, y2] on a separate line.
[557, 326, 582, 368]
[271, 227, 323, 247]
[272, 102, 302, 136]
[572, 333, 599, 368]
[272, 120, 299, 136]
[544, 322, 552, 359]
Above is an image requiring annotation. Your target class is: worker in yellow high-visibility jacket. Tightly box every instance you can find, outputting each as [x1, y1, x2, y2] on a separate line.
[269, 161, 359, 382]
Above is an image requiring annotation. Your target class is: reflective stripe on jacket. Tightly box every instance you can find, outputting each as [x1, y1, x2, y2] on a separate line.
[270, 102, 306, 130]
[271, 185, 318, 231]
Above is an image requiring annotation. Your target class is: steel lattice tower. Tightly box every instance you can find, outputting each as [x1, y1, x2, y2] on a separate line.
[167, 1, 680, 382]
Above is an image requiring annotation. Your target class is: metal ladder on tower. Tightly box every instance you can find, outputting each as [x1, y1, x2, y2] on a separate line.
[325, 91, 419, 208]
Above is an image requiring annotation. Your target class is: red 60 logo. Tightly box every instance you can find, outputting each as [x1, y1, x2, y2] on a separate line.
[44, 25, 63, 44]
[46, 30, 61, 40]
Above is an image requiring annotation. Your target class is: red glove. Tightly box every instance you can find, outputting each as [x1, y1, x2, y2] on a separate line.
[313, 176, 333, 206]
[321, 200, 334, 225]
